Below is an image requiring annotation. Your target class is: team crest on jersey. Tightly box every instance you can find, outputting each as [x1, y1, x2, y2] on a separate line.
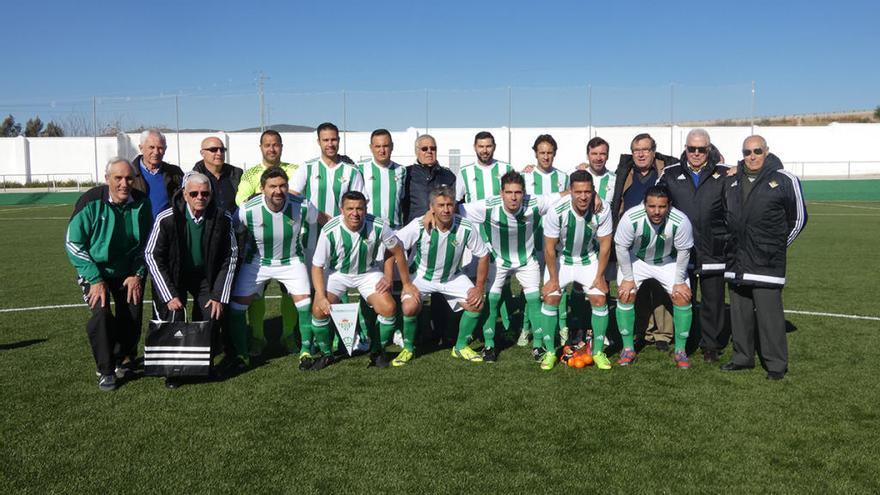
[769, 180, 779, 188]
[451, 238, 460, 247]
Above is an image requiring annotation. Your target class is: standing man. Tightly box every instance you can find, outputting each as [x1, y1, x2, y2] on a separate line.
[311, 191, 419, 368]
[722, 135, 806, 380]
[193, 136, 242, 214]
[614, 185, 695, 369]
[132, 129, 184, 220]
[394, 186, 491, 365]
[235, 130, 300, 355]
[291, 122, 364, 218]
[144, 172, 238, 388]
[540, 170, 614, 371]
[456, 131, 513, 203]
[459, 170, 565, 363]
[580, 137, 616, 201]
[358, 129, 406, 229]
[659, 129, 730, 362]
[402, 134, 456, 224]
[66, 158, 152, 390]
[228, 168, 327, 371]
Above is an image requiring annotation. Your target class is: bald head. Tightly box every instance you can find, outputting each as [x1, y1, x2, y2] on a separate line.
[742, 135, 769, 172]
[200, 136, 227, 170]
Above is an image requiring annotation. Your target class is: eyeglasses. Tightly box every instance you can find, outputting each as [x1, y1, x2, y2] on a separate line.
[742, 148, 765, 157]
[202, 147, 227, 153]
[419, 146, 437, 152]
[686, 146, 708, 154]
[188, 191, 211, 198]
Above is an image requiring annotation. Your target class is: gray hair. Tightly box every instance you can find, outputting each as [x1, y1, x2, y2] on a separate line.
[104, 156, 134, 175]
[415, 133, 436, 151]
[686, 128, 711, 144]
[140, 128, 166, 146]
[429, 185, 455, 205]
[743, 134, 768, 149]
[183, 171, 212, 191]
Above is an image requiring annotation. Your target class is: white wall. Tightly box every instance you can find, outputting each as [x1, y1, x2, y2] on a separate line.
[1, 123, 878, 182]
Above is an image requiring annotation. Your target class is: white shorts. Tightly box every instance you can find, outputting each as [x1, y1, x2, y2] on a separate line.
[233, 261, 311, 297]
[325, 268, 384, 300]
[413, 273, 474, 312]
[617, 258, 690, 294]
[488, 258, 541, 295]
[543, 261, 605, 296]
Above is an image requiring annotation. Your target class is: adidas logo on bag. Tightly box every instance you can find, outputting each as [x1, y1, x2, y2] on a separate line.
[174, 330, 184, 338]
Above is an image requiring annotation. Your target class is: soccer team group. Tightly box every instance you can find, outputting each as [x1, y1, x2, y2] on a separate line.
[65, 122, 807, 390]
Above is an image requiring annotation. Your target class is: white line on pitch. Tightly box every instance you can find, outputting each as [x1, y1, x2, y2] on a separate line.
[808, 213, 876, 217]
[785, 310, 880, 321]
[0, 204, 69, 213]
[810, 202, 880, 211]
[0, 217, 68, 220]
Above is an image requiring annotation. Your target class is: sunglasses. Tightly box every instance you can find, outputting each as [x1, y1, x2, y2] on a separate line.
[686, 146, 708, 154]
[419, 146, 437, 152]
[742, 148, 765, 157]
[188, 191, 211, 198]
[202, 147, 227, 153]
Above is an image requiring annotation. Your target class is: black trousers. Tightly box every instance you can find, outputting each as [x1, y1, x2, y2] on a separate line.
[78, 276, 144, 375]
[690, 272, 728, 351]
[728, 284, 788, 374]
[152, 276, 220, 355]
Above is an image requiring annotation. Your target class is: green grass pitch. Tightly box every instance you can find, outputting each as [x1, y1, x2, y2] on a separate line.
[1, 201, 879, 493]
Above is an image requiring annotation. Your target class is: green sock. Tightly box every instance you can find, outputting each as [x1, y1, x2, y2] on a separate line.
[373, 314, 396, 353]
[247, 296, 266, 342]
[280, 296, 298, 343]
[229, 307, 249, 359]
[558, 290, 569, 330]
[524, 291, 543, 348]
[673, 304, 693, 352]
[483, 292, 502, 349]
[616, 302, 635, 350]
[539, 303, 559, 352]
[457, 310, 481, 349]
[591, 305, 609, 355]
[311, 317, 331, 355]
[296, 301, 312, 354]
[500, 284, 512, 331]
[402, 315, 418, 352]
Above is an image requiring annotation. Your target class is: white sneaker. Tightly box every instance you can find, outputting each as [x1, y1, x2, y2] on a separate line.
[516, 330, 531, 347]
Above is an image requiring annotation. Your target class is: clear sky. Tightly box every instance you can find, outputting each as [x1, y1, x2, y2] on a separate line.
[2, 0, 878, 132]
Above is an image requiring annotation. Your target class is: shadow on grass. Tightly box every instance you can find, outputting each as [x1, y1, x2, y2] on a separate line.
[0, 338, 48, 350]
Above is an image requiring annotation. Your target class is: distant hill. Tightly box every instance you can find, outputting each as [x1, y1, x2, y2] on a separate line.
[674, 110, 879, 127]
[234, 124, 315, 133]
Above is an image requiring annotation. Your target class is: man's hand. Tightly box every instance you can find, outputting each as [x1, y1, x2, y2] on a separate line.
[726, 165, 737, 176]
[167, 297, 184, 312]
[314, 295, 332, 317]
[617, 279, 637, 304]
[577, 162, 588, 171]
[541, 279, 560, 300]
[87, 281, 107, 309]
[594, 194, 603, 213]
[375, 276, 392, 295]
[522, 164, 536, 173]
[671, 283, 692, 303]
[205, 300, 224, 320]
[401, 283, 421, 304]
[590, 276, 609, 295]
[422, 210, 435, 232]
[122, 276, 142, 305]
[465, 286, 485, 309]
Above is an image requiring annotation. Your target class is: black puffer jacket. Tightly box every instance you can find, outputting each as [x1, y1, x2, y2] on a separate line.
[144, 190, 238, 303]
[658, 158, 730, 274]
[723, 154, 807, 288]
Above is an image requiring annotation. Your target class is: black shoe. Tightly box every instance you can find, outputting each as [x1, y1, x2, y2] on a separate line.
[298, 353, 314, 371]
[164, 378, 180, 390]
[482, 347, 497, 363]
[655, 341, 670, 352]
[369, 352, 390, 369]
[531, 347, 546, 362]
[703, 349, 719, 363]
[98, 374, 116, 391]
[720, 361, 754, 372]
[766, 371, 785, 380]
[310, 354, 334, 371]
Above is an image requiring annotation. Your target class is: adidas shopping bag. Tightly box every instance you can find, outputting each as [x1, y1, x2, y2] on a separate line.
[144, 308, 212, 377]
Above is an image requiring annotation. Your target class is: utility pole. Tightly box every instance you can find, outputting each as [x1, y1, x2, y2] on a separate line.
[751, 80, 756, 135]
[257, 71, 269, 132]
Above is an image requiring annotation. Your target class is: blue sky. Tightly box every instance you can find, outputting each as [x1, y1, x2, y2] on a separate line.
[2, 0, 878, 131]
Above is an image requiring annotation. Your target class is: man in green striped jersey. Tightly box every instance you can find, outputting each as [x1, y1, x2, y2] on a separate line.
[311, 191, 419, 368]
[229, 168, 329, 371]
[614, 185, 694, 369]
[291, 122, 365, 218]
[234, 130, 301, 356]
[581, 137, 616, 201]
[540, 170, 613, 371]
[459, 170, 566, 363]
[358, 129, 406, 228]
[394, 186, 490, 365]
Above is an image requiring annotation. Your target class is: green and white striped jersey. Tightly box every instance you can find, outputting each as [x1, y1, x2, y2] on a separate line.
[238, 193, 318, 266]
[396, 215, 489, 283]
[313, 215, 399, 275]
[291, 157, 364, 216]
[543, 197, 612, 266]
[524, 166, 568, 195]
[614, 204, 693, 266]
[357, 159, 406, 228]
[455, 160, 513, 203]
[587, 168, 616, 201]
[461, 193, 560, 269]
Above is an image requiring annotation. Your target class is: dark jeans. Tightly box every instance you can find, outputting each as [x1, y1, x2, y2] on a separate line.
[78, 276, 144, 375]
